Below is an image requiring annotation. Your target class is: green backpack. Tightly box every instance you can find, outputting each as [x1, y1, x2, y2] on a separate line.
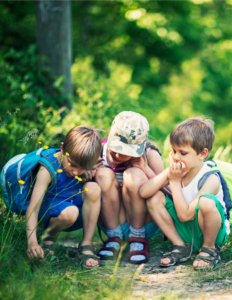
[198, 159, 232, 221]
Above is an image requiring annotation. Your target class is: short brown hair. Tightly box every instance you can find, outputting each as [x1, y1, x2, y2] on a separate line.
[63, 126, 102, 170]
[170, 117, 215, 154]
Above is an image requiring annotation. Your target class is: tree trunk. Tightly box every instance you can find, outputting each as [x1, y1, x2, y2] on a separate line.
[36, 0, 72, 110]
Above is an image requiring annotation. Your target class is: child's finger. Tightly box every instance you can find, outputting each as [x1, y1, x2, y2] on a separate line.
[93, 162, 104, 169]
[181, 162, 186, 169]
[97, 164, 105, 169]
[40, 248, 44, 259]
[27, 250, 32, 258]
[32, 248, 39, 258]
[89, 171, 94, 180]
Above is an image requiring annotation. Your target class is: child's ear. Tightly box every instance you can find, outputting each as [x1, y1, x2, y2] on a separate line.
[200, 148, 208, 160]
[60, 142, 64, 154]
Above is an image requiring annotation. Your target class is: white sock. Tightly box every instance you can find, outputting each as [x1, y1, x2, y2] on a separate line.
[129, 225, 146, 262]
[99, 225, 123, 257]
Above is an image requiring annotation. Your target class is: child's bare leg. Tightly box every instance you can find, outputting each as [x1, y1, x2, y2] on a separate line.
[45, 207, 79, 255]
[95, 168, 122, 229]
[123, 167, 149, 262]
[147, 191, 185, 265]
[46, 182, 101, 267]
[193, 196, 221, 268]
[123, 167, 148, 228]
[96, 168, 126, 258]
[48, 206, 79, 238]
[80, 182, 101, 267]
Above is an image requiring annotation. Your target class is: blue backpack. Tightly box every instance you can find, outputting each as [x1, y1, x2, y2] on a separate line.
[1, 147, 58, 214]
[198, 159, 232, 221]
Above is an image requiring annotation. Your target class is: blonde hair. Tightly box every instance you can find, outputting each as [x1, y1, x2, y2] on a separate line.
[63, 126, 101, 170]
[170, 117, 215, 154]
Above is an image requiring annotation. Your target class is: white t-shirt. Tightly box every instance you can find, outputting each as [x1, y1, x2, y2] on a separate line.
[182, 163, 230, 235]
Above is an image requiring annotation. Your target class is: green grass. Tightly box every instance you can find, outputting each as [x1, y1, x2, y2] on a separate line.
[1, 198, 232, 299]
[0, 199, 133, 300]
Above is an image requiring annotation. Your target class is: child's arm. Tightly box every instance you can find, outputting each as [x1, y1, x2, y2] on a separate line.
[25, 166, 51, 259]
[130, 150, 164, 179]
[139, 168, 169, 199]
[83, 158, 104, 181]
[169, 163, 220, 222]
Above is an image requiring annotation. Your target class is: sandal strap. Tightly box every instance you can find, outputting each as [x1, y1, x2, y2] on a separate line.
[199, 247, 219, 256]
[194, 247, 221, 268]
[128, 238, 149, 261]
[78, 245, 96, 254]
[80, 254, 100, 267]
[43, 236, 56, 242]
[129, 237, 149, 245]
[194, 254, 220, 267]
[162, 244, 192, 264]
[42, 243, 54, 252]
[98, 246, 118, 257]
[103, 237, 124, 246]
[98, 237, 124, 258]
[128, 248, 149, 260]
[172, 244, 192, 257]
[163, 251, 182, 262]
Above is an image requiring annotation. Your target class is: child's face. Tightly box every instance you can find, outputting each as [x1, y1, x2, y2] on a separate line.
[109, 149, 131, 164]
[171, 144, 205, 170]
[62, 155, 86, 177]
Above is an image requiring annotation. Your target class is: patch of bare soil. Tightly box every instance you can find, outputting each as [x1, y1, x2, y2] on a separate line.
[58, 234, 232, 300]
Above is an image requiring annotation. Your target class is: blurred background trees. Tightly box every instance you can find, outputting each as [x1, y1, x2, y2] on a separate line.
[1, 0, 232, 167]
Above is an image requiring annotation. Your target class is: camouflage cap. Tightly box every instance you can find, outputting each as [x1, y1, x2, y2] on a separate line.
[107, 111, 149, 157]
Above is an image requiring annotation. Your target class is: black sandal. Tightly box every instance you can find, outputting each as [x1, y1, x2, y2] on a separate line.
[193, 246, 221, 270]
[160, 244, 192, 267]
[78, 245, 100, 269]
[42, 236, 56, 254]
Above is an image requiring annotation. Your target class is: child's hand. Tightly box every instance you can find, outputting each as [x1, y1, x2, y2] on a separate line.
[27, 242, 44, 259]
[130, 153, 148, 172]
[83, 158, 105, 181]
[168, 161, 187, 183]
[93, 158, 104, 171]
[83, 169, 97, 181]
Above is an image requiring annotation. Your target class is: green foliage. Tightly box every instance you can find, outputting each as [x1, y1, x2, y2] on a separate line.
[1, 2, 232, 299]
[1, 1, 232, 159]
[0, 46, 66, 169]
[0, 197, 131, 300]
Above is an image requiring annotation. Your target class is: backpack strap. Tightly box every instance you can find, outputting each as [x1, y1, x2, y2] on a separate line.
[197, 167, 220, 190]
[37, 148, 58, 188]
[198, 160, 231, 220]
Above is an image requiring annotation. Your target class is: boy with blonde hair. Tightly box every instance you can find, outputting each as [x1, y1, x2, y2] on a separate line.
[1, 126, 103, 269]
[140, 117, 229, 269]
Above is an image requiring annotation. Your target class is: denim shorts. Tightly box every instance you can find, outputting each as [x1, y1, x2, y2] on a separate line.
[38, 195, 84, 232]
[98, 221, 159, 240]
[1, 166, 84, 232]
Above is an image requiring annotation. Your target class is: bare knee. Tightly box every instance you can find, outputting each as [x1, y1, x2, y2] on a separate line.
[83, 182, 101, 202]
[58, 206, 79, 226]
[199, 196, 217, 215]
[95, 168, 117, 192]
[123, 167, 147, 194]
[146, 191, 166, 209]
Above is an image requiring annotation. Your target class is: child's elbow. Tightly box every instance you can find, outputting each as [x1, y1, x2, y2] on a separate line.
[177, 213, 188, 223]
[139, 186, 147, 199]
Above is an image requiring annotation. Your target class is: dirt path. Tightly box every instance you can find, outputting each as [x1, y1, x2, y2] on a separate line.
[58, 233, 232, 300]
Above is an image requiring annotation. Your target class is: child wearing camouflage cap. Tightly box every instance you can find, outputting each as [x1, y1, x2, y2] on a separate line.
[95, 111, 168, 264]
